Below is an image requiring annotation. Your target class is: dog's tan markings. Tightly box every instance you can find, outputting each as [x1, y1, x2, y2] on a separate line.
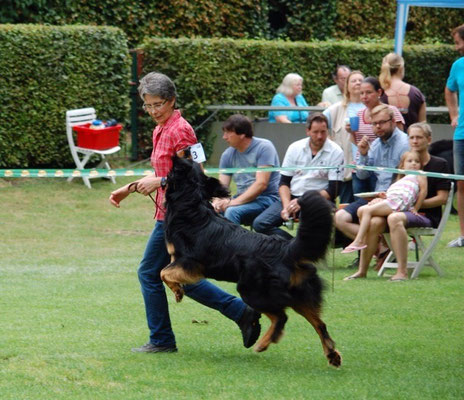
[254, 313, 285, 353]
[160, 264, 205, 303]
[289, 265, 310, 287]
[166, 242, 176, 263]
[291, 305, 342, 368]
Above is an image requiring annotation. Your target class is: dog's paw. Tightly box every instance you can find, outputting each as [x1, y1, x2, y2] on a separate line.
[327, 350, 342, 368]
[253, 341, 269, 353]
[175, 289, 184, 303]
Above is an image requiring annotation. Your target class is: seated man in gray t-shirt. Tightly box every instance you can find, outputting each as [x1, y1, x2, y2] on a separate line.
[212, 114, 280, 226]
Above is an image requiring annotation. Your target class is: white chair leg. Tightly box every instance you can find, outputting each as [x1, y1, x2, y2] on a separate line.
[82, 176, 92, 189]
[410, 235, 444, 279]
[68, 153, 92, 187]
[96, 155, 117, 184]
[378, 250, 396, 276]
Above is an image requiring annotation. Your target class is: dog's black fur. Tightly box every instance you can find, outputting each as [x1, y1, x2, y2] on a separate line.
[161, 156, 341, 367]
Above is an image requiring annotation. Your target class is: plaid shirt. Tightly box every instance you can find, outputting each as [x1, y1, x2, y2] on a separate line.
[150, 110, 197, 220]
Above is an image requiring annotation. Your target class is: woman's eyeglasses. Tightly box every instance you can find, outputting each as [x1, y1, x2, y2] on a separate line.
[143, 100, 167, 112]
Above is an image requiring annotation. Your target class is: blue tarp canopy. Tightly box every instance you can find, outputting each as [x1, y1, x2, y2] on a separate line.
[394, 0, 464, 55]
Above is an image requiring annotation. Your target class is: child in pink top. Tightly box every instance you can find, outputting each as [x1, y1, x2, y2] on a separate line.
[342, 150, 427, 253]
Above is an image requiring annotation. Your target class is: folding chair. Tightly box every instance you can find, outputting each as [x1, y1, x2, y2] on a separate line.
[66, 107, 121, 188]
[379, 182, 454, 279]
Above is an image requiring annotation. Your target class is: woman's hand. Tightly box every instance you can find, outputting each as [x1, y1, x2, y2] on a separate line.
[345, 121, 352, 134]
[137, 175, 160, 196]
[109, 185, 130, 208]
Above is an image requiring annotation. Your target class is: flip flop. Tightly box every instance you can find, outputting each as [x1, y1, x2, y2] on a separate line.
[389, 277, 407, 282]
[343, 275, 365, 281]
[341, 244, 367, 254]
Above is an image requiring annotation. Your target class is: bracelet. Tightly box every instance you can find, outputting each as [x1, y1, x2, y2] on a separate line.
[160, 177, 167, 189]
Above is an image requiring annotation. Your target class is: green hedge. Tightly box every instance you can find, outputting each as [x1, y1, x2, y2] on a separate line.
[335, 2, 464, 43]
[0, 24, 130, 168]
[0, 0, 269, 45]
[139, 37, 456, 157]
[1, 1, 461, 45]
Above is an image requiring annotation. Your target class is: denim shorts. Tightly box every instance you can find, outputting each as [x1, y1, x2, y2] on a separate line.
[454, 139, 464, 175]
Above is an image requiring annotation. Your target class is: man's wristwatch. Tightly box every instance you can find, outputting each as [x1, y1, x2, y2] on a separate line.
[160, 177, 167, 189]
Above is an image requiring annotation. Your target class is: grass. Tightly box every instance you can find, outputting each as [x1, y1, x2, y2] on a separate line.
[1, 177, 463, 399]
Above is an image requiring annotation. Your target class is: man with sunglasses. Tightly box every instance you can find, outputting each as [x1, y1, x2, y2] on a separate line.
[335, 104, 409, 253]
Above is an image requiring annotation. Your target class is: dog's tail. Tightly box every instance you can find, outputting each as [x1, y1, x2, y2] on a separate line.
[286, 190, 333, 262]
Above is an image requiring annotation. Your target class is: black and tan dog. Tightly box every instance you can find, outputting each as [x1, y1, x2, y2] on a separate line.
[161, 156, 341, 367]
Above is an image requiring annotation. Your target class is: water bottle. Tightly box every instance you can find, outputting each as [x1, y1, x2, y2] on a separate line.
[90, 119, 105, 130]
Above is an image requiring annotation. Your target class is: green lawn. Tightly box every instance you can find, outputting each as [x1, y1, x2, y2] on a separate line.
[1, 177, 463, 399]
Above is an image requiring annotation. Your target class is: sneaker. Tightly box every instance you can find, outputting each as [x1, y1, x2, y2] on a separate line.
[447, 237, 464, 248]
[408, 239, 416, 251]
[237, 306, 261, 348]
[131, 342, 178, 353]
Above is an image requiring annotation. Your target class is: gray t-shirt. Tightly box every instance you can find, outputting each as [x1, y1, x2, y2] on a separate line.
[219, 137, 280, 196]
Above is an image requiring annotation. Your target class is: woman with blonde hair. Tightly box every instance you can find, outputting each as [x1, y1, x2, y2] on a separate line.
[268, 73, 309, 123]
[323, 70, 365, 202]
[379, 52, 426, 130]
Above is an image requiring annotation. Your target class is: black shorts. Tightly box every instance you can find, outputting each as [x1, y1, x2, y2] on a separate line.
[342, 198, 368, 224]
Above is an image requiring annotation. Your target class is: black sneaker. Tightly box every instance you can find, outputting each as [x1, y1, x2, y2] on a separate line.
[237, 306, 261, 348]
[131, 342, 178, 353]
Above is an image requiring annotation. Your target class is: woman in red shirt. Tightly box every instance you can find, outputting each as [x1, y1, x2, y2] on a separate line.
[109, 72, 260, 353]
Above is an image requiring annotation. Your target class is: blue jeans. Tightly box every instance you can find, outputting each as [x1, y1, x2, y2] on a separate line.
[252, 200, 293, 240]
[224, 194, 279, 226]
[138, 220, 246, 347]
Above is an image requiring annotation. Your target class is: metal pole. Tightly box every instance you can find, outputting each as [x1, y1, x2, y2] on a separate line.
[129, 50, 139, 161]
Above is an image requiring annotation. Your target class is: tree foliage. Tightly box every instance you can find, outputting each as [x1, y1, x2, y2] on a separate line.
[2, 0, 459, 45]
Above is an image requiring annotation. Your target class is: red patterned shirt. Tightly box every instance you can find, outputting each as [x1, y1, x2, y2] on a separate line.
[150, 110, 197, 220]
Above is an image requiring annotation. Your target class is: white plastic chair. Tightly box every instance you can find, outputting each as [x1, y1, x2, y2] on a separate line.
[66, 107, 121, 188]
[379, 182, 454, 279]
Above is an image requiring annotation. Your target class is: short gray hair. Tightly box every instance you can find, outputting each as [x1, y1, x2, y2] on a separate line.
[276, 73, 303, 96]
[138, 72, 177, 101]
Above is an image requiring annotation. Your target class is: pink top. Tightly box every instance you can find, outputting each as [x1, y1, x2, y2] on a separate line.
[385, 174, 420, 212]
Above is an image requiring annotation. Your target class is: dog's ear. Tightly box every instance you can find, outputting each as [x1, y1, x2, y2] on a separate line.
[176, 148, 192, 160]
[205, 176, 230, 199]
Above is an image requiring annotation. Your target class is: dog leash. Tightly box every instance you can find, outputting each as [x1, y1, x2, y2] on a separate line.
[128, 182, 166, 213]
